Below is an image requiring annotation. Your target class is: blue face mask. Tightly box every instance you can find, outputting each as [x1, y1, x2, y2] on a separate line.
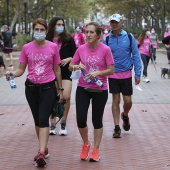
[33, 32, 46, 41]
[76, 28, 80, 32]
[55, 27, 64, 34]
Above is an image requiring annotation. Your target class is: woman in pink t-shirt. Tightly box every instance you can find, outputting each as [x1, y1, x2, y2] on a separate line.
[163, 25, 170, 64]
[5, 18, 63, 167]
[46, 17, 77, 136]
[72, 26, 86, 48]
[138, 29, 152, 83]
[69, 22, 114, 162]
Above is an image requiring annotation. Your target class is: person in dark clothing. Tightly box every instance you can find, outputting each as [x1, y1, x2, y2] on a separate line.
[0, 33, 6, 69]
[46, 17, 77, 136]
[162, 35, 170, 45]
[1, 25, 13, 68]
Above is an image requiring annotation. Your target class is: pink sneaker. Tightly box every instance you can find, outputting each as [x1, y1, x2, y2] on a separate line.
[35, 151, 46, 167]
[34, 148, 49, 161]
[80, 141, 92, 160]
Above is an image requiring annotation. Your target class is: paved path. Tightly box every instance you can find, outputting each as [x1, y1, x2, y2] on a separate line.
[0, 50, 170, 170]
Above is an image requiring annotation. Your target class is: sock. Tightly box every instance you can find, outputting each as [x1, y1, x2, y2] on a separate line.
[51, 123, 56, 127]
[60, 119, 66, 125]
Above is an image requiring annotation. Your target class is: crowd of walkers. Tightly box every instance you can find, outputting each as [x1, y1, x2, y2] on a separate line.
[3, 13, 170, 167]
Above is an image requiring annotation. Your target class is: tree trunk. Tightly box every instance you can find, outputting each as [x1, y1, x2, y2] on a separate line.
[10, 10, 19, 33]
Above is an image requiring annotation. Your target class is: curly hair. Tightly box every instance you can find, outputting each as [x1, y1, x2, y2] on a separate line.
[46, 17, 71, 42]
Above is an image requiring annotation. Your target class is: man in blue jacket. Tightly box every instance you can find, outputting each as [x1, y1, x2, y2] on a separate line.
[103, 14, 141, 138]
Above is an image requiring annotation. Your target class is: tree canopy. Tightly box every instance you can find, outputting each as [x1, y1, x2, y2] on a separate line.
[0, 0, 169, 36]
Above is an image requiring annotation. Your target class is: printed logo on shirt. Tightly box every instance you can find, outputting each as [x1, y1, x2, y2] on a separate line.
[29, 53, 48, 82]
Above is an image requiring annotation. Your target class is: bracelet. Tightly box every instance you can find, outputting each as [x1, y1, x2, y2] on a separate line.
[58, 88, 64, 91]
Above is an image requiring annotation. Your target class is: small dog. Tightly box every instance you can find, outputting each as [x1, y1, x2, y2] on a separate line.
[0, 55, 6, 69]
[161, 68, 170, 78]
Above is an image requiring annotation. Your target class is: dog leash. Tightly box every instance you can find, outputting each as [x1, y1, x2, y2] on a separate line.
[150, 46, 157, 73]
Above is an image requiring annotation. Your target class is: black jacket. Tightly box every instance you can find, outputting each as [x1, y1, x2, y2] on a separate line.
[162, 35, 170, 45]
[59, 36, 76, 76]
[2, 30, 13, 48]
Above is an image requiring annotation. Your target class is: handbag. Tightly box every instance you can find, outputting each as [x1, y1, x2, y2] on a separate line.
[70, 66, 81, 80]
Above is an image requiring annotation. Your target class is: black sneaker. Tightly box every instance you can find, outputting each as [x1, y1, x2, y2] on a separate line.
[121, 112, 130, 131]
[113, 128, 121, 138]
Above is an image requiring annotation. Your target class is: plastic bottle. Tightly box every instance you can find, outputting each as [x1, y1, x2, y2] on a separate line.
[93, 77, 104, 88]
[81, 70, 92, 84]
[8, 76, 17, 90]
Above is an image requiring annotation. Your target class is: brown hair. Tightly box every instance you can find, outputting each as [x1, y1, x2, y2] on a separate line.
[46, 17, 71, 42]
[86, 22, 102, 36]
[138, 29, 148, 44]
[32, 18, 47, 31]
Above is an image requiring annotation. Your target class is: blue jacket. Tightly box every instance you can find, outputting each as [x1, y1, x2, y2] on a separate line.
[103, 30, 141, 78]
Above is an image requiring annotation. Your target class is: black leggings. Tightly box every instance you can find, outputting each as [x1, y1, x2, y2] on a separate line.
[141, 54, 150, 77]
[76, 86, 108, 129]
[25, 82, 57, 128]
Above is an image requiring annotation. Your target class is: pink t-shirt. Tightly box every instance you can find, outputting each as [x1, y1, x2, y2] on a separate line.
[164, 31, 170, 45]
[71, 43, 114, 90]
[53, 39, 62, 51]
[102, 33, 109, 39]
[19, 40, 61, 84]
[164, 31, 170, 38]
[72, 33, 85, 48]
[109, 70, 132, 79]
[138, 38, 151, 57]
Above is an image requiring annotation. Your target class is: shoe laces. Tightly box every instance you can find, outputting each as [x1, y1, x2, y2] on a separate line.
[37, 151, 45, 158]
[50, 125, 56, 130]
[61, 123, 66, 130]
[82, 144, 90, 153]
[91, 149, 99, 158]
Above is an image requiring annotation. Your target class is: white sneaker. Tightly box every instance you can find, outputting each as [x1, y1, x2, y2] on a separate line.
[142, 76, 146, 82]
[142, 76, 150, 83]
[145, 77, 150, 83]
[59, 123, 67, 136]
[49, 125, 57, 135]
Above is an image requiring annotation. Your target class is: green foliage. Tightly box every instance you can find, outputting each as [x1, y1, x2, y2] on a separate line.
[67, 26, 74, 35]
[15, 34, 32, 50]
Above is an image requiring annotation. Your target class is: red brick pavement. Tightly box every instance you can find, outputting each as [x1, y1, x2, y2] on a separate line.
[0, 104, 170, 170]
[0, 50, 170, 170]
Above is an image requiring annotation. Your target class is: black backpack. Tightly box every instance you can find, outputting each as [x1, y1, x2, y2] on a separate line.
[105, 33, 132, 51]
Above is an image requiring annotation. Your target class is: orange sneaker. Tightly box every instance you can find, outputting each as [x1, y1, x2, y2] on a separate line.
[80, 141, 92, 160]
[89, 148, 100, 162]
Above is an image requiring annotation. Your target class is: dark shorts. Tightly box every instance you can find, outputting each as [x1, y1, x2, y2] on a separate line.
[108, 77, 133, 95]
[61, 65, 72, 81]
[3, 47, 13, 53]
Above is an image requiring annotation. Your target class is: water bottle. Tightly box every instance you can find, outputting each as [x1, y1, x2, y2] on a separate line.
[81, 70, 92, 84]
[93, 77, 104, 88]
[8, 76, 17, 90]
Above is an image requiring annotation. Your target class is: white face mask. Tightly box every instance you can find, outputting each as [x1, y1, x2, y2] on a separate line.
[55, 27, 64, 34]
[104, 30, 108, 34]
[33, 32, 46, 41]
[151, 30, 155, 33]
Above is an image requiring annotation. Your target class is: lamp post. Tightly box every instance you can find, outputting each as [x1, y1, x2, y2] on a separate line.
[23, 0, 28, 34]
[6, 0, 9, 27]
